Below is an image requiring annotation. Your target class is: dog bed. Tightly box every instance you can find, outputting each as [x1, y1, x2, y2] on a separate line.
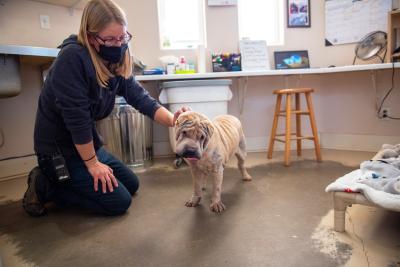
[325, 144, 400, 232]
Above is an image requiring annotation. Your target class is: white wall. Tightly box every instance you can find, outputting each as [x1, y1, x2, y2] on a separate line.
[0, 0, 82, 47]
[123, 0, 381, 70]
[0, 0, 386, 69]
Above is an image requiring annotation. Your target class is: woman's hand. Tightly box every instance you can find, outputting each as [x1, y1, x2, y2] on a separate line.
[154, 106, 191, 127]
[86, 160, 119, 193]
[172, 106, 191, 126]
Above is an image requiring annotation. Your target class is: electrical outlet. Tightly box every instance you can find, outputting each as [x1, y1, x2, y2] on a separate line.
[40, 15, 50, 29]
[380, 107, 390, 120]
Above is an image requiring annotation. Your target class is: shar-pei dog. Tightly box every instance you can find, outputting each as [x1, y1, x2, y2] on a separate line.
[175, 111, 252, 213]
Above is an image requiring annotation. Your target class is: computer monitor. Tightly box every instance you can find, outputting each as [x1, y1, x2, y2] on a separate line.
[274, 50, 310, 69]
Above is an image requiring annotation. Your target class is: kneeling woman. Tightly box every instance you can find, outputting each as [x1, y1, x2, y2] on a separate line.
[23, 0, 187, 216]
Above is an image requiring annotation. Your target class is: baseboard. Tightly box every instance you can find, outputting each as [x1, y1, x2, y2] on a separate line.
[153, 141, 174, 157]
[246, 133, 400, 153]
[320, 133, 400, 152]
[0, 155, 36, 181]
[153, 135, 319, 156]
[2, 134, 398, 180]
[246, 136, 317, 152]
[153, 133, 399, 156]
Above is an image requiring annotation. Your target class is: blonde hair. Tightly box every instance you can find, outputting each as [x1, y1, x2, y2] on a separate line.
[78, 0, 133, 88]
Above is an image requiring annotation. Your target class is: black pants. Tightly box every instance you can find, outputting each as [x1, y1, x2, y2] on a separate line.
[39, 147, 139, 216]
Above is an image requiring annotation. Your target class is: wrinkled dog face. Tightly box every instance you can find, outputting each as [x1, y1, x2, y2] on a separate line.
[175, 111, 214, 161]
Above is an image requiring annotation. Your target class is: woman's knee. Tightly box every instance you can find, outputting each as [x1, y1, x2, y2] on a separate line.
[127, 176, 139, 195]
[118, 169, 140, 196]
[102, 190, 132, 216]
[105, 198, 131, 216]
[103, 156, 140, 195]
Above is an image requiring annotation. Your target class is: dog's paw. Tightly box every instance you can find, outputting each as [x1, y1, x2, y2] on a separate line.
[185, 196, 201, 207]
[242, 175, 252, 181]
[210, 201, 226, 213]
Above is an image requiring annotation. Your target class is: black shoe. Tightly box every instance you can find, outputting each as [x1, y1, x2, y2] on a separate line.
[22, 167, 49, 217]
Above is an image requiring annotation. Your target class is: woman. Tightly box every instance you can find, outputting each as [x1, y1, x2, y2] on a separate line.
[23, 0, 187, 216]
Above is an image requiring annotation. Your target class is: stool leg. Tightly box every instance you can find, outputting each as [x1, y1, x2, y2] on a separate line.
[285, 93, 291, 166]
[295, 93, 302, 156]
[268, 94, 282, 159]
[305, 92, 322, 162]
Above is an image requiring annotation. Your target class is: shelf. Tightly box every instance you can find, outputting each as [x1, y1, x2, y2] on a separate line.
[387, 11, 400, 62]
[390, 9, 400, 15]
[392, 52, 400, 58]
[26, 0, 88, 15]
[26, 0, 87, 9]
[0, 44, 59, 66]
[135, 63, 400, 82]
[0, 44, 59, 57]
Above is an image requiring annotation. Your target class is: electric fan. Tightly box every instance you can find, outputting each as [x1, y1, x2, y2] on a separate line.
[353, 31, 387, 65]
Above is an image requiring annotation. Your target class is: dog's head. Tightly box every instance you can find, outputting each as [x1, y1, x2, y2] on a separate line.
[174, 111, 214, 162]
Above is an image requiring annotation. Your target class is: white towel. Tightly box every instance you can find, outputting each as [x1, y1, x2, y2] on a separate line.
[325, 159, 400, 212]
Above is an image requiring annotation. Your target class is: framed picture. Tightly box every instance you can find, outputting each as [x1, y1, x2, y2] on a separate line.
[274, 50, 310, 69]
[287, 0, 311, 28]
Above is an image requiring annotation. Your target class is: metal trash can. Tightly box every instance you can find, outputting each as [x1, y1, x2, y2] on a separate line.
[96, 97, 153, 168]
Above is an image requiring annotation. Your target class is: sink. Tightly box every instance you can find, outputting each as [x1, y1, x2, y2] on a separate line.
[0, 54, 21, 98]
[0, 45, 59, 98]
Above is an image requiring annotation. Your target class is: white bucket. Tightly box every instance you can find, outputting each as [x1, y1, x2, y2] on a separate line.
[159, 79, 233, 153]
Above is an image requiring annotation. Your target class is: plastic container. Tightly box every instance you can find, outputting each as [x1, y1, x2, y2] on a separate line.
[159, 79, 232, 153]
[166, 63, 175, 74]
[96, 97, 153, 169]
[177, 56, 187, 71]
[197, 44, 206, 73]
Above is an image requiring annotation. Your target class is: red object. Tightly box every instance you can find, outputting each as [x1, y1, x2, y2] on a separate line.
[179, 56, 186, 64]
[344, 188, 353, 193]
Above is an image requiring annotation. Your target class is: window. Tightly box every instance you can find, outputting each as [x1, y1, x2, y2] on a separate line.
[238, 0, 284, 46]
[157, 0, 206, 49]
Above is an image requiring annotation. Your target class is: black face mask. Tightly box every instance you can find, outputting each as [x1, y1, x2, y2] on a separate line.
[98, 44, 128, 63]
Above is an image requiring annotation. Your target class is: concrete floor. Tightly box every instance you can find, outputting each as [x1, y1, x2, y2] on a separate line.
[0, 149, 399, 267]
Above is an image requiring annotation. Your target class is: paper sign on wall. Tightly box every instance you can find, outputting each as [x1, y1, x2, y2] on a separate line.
[239, 39, 270, 71]
[325, 0, 391, 46]
[208, 0, 237, 6]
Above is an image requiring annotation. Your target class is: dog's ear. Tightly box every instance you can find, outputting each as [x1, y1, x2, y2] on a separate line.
[175, 124, 183, 141]
[201, 120, 214, 149]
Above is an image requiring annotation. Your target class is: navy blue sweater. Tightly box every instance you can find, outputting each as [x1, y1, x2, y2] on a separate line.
[34, 35, 161, 156]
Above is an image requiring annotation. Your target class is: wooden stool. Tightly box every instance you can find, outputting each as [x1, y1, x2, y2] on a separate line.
[267, 88, 322, 166]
